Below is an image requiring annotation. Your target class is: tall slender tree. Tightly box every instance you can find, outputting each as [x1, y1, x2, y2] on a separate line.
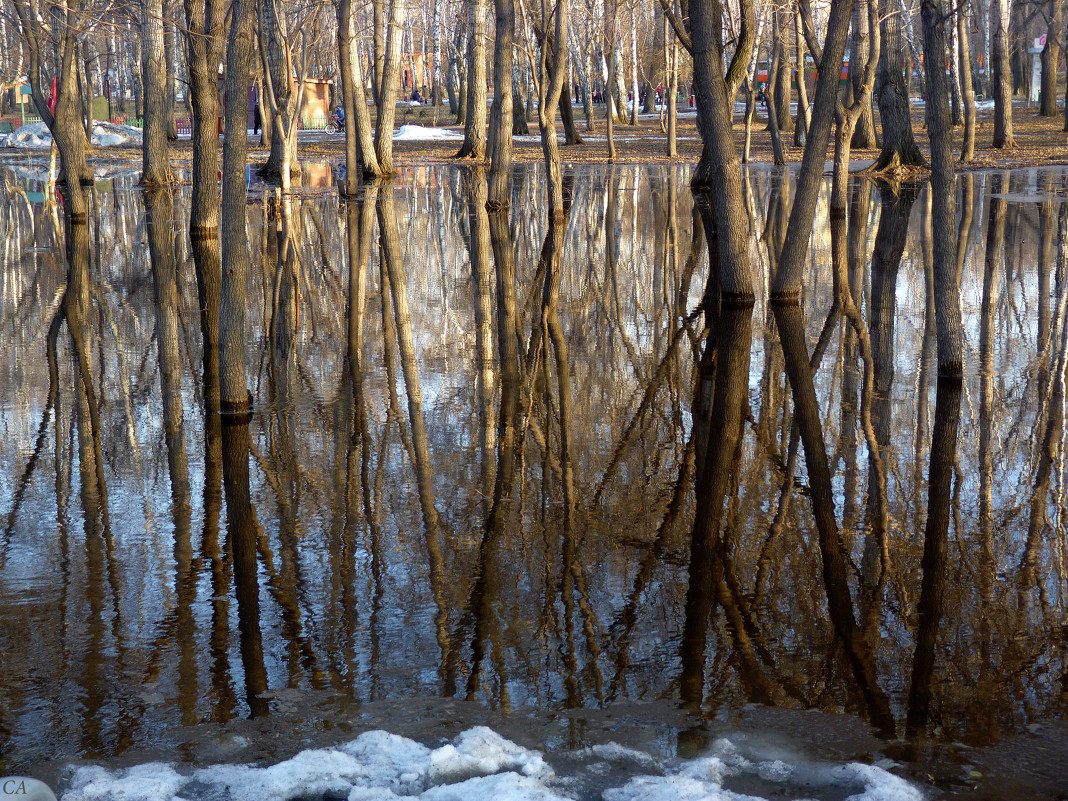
[142, 0, 174, 184]
[486, 0, 515, 205]
[457, 0, 488, 158]
[991, 0, 1015, 147]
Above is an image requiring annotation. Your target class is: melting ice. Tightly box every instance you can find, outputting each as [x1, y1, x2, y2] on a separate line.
[59, 726, 925, 801]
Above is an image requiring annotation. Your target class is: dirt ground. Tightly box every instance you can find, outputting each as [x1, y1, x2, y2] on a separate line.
[292, 98, 1068, 173]
[36, 97, 1068, 176]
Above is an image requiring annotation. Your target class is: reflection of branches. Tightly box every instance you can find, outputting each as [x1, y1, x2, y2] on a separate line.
[592, 307, 703, 505]
[1, 295, 65, 560]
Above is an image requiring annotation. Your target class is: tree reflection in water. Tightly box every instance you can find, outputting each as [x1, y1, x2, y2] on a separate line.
[0, 164, 1066, 776]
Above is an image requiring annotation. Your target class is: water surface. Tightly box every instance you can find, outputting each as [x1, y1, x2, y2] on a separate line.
[0, 161, 1065, 798]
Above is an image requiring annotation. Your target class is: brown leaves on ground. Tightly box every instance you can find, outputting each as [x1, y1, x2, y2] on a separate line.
[48, 99, 1068, 174]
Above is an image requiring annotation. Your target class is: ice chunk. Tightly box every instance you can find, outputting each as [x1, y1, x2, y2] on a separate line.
[837, 763, 925, 801]
[677, 755, 729, 784]
[196, 748, 369, 801]
[63, 763, 187, 801]
[755, 759, 793, 783]
[426, 726, 551, 785]
[339, 730, 432, 794]
[603, 775, 763, 801]
[56, 727, 925, 801]
[419, 773, 567, 801]
[576, 743, 660, 769]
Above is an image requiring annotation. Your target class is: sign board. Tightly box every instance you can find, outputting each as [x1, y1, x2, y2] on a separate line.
[1031, 54, 1042, 103]
[1035, 35, 1047, 49]
[19, 86, 31, 95]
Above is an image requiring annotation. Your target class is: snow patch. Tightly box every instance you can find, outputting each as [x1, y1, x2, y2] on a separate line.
[58, 726, 924, 801]
[3, 121, 143, 149]
[393, 125, 464, 142]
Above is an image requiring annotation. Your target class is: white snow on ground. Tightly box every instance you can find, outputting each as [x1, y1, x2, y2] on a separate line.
[58, 725, 925, 801]
[3, 121, 143, 149]
[393, 125, 464, 142]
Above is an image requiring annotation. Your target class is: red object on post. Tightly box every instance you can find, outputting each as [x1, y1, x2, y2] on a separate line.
[46, 76, 57, 115]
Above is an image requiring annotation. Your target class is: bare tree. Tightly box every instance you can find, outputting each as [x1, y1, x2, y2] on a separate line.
[487, 0, 515, 205]
[871, 0, 925, 170]
[338, 0, 383, 182]
[12, 0, 92, 204]
[957, 0, 976, 161]
[142, 0, 174, 184]
[372, 0, 407, 175]
[457, 0, 489, 158]
[536, 0, 570, 216]
[849, 0, 878, 147]
[1039, 0, 1061, 116]
[991, 0, 1014, 147]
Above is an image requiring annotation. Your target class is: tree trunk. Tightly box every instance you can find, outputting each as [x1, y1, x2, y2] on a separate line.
[949, 18, 963, 125]
[447, 55, 460, 115]
[667, 32, 677, 157]
[770, 0, 855, 299]
[457, 0, 488, 158]
[606, 8, 618, 160]
[511, 66, 529, 133]
[373, 0, 406, 176]
[1039, 0, 1062, 116]
[259, 0, 301, 180]
[793, 7, 809, 146]
[991, 0, 1015, 146]
[850, 0, 878, 147]
[339, 0, 382, 182]
[559, 65, 584, 144]
[164, 9, 178, 139]
[872, 0, 925, 170]
[373, 0, 385, 101]
[487, 0, 514, 206]
[689, 0, 756, 302]
[774, 7, 793, 132]
[538, 0, 568, 217]
[219, 0, 257, 410]
[142, 0, 174, 184]
[630, 21, 639, 124]
[13, 0, 93, 198]
[766, 38, 787, 165]
[182, 0, 225, 357]
[958, 1, 976, 160]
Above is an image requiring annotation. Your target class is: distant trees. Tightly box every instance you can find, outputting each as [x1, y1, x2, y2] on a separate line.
[0, 0, 1061, 191]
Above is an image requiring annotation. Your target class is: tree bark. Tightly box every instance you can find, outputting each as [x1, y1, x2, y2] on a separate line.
[164, 8, 178, 139]
[1039, 0, 1062, 116]
[991, 0, 1015, 146]
[872, 0, 925, 170]
[537, 0, 569, 217]
[773, 6, 793, 131]
[771, 0, 855, 299]
[219, 0, 257, 410]
[456, 0, 488, 158]
[606, 7, 618, 160]
[487, 0, 515, 206]
[373, 0, 406, 175]
[957, 0, 976, 160]
[142, 0, 174, 184]
[338, 0, 382, 185]
[688, 0, 756, 301]
[559, 65, 584, 144]
[850, 0, 878, 147]
[259, 0, 301, 180]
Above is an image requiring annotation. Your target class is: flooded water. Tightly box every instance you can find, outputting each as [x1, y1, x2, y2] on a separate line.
[0, 160, 1066, 800]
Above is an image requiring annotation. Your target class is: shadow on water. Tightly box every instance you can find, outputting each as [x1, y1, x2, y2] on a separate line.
[0, 163, 1067, 796]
